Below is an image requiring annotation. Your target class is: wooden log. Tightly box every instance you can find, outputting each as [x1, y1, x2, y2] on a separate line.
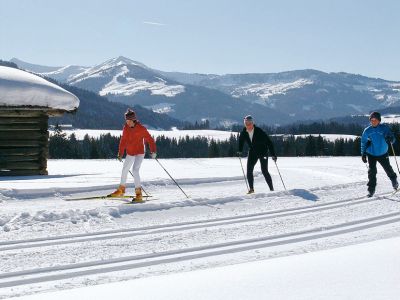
[0, 161, 43, 170]
[39, 157, 47, 172]
[0, 140, 48, 148]
[0, 131, 48, 140]
[0, 109, 65, 118]
[0, 117, 48, 124]
[0, 148, 41, 156]
[0, 155, 40, 162]
[0, 123, 48, 131]
[0, 169, 48, 176]
[0, 110, 46, 118]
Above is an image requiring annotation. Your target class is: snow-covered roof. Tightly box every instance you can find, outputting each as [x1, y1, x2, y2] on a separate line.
[0, 66, 79, 111]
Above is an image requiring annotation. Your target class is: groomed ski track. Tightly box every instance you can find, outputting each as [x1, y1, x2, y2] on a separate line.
[1, 158, 400, 297]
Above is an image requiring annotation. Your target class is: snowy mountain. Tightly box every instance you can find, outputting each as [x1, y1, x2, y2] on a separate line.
[10, 57, 89, 82]
[10, 57, 62, 73]
[11, 56, 400, 126]
[160, 69, 400, 120]
[60, 56, 287, 126]
[68, 56, 185, 98]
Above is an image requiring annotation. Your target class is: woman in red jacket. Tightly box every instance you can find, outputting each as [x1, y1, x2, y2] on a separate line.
[110, 108, 157, 202]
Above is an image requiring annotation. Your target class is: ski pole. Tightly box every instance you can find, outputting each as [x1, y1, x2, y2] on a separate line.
[390, 142, 400, 174]
[155, 158, 189, 198]
[238, 156, 250, 192]
[274, 160, 287, 191]
[118, 158, 150, 197]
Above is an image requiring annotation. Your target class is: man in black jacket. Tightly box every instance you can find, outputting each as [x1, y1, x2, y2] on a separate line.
[238, 115, 277, 193]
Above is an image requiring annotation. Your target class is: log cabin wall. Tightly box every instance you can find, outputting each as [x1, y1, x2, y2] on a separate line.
[0, 109, 49, 176]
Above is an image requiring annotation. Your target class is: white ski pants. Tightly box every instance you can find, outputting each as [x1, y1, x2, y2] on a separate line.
[120, 154, 145, 188]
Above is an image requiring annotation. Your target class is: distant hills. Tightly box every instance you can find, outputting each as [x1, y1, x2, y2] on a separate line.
[8, 57, 400, 127]
[0, 60, 182, 130]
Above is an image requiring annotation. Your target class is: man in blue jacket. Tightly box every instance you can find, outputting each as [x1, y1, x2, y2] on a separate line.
[361, 111, 398, 197]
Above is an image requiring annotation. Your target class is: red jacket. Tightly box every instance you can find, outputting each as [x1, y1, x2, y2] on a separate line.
[119, 123, 156, 156]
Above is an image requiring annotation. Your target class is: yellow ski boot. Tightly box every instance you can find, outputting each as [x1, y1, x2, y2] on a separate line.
[108, 185, 126, 197]
[133, 187, 144, 203]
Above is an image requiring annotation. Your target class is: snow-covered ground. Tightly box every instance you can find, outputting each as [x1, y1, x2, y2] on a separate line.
[0, 66, 78, 110]
[274, 133, 358, 141]
[12, 237, 400, 300]
[53, 128, 358, 142]
[381, 114, 400, 124]
[1, 157, 400, 299]
[54, 128, 237, 141]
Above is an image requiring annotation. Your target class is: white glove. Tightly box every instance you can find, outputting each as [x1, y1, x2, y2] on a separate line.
[151, 153, 157, 159]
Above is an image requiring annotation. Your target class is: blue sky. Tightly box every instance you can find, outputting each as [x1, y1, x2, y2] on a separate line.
[1, 0, 399, 80]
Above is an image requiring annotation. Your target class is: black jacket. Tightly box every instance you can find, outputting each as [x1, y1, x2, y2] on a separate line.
[239, 126, 276, 157]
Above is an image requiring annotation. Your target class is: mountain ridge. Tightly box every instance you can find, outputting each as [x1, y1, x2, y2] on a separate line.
[9, 57, 400, 126]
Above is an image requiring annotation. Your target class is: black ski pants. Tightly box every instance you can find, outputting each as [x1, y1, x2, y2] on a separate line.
[247, 151, 273, 191]
[367, 153, 397, 190]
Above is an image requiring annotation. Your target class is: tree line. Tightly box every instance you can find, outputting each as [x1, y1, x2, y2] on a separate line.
[48, 128, 363, 159]
[232, 121, 366, 135]
[49, 123, 400, 159]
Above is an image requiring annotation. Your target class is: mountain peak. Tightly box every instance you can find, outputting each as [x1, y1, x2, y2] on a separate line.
[10, 57, 61, 73]
[104, 56, 148, 69]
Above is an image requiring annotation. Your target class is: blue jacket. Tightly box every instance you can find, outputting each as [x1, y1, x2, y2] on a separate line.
[361, 123, 395, 156]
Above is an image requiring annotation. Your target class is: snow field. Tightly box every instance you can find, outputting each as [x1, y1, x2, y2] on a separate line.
[0, 157, 400, 298]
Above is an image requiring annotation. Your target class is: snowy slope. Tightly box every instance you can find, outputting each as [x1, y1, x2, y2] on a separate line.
[68, 56, 185, 98]
[51, 128, 236, 141]
[11, 57, 400, 124]
[0, 66, 79, 110]
[13, 236, 400, 300]
[63, 57, 289, 127]
[275, 133, 359, 141]
[51, 128, 357, 143]
[41, 65, 90, 82]
[161, 69, 400, 120]
[1, 157, 400, 298]
[380, 114, 400, 123]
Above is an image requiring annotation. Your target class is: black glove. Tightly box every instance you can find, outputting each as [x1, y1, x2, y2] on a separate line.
[272, 156, 277, 162]
[362, 154, 367, 163]
[236, 151, 242, 157]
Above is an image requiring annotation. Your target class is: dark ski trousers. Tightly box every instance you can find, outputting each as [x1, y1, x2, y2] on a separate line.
[247, 151, 273, 191]
[367, 153, 397, 190]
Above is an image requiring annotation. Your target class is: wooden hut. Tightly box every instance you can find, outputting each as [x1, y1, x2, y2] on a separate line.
[0, 66, 79, 176]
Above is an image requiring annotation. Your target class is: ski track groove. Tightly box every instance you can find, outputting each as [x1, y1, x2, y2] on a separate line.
[0, 192, 391, 251]
[3, 178, 367, 200]
[1, 210, 400, 288]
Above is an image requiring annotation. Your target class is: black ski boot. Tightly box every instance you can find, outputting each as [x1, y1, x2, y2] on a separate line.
[367, 187, 375, 198]
[391, 178, 399, 190]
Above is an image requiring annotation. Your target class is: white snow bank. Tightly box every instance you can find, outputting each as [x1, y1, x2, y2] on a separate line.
[0, 207, 110, 232]
[53, 129, 357, 143]
[51, 129, 236, 141]
[293, 133, 358, 141]
[381, 114, 400, 124]
[0, 66, 79, 111]
[14, 236, 400, 300]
